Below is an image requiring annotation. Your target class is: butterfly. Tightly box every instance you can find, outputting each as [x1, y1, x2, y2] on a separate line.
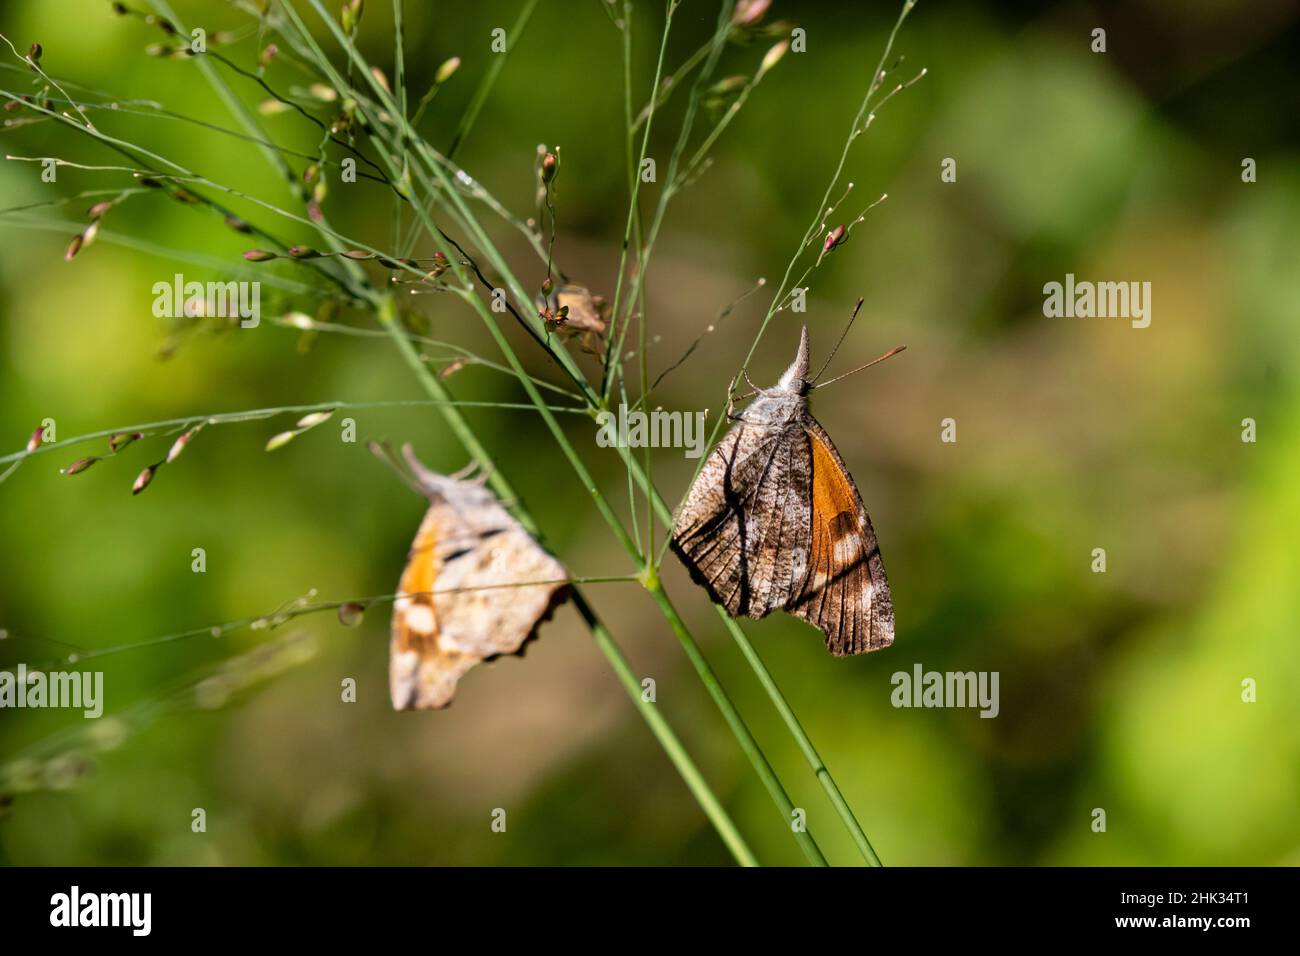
[535, 283, 609, 353]
[375, 443, 569, 709]
[671, 324, 901, 655]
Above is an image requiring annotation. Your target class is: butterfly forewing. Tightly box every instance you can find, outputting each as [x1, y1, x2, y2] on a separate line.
[671, 417, 810, 618]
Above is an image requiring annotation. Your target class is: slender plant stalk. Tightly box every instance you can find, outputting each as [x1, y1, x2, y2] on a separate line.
[601, 0, 677, 401]
[446, 0, 539, 159]
[718, 615, 883, 865]
[645, 573, 828, 866]
[739, 0, 919, 375]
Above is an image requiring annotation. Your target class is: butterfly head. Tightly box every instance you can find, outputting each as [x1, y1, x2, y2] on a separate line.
[398, 444, 494, 507]
[775, 325, 812, 395]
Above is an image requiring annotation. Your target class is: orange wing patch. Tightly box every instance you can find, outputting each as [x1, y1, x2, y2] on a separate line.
[790, 428, 892, 654]
[393, 514, 441, 655]
[808, 430, 862, 552]
[805, 431, 868, 601]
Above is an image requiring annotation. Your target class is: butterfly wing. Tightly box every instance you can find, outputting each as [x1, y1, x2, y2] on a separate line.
[390, 502, 463, 710]
[671, 412, 812, 619]
[786, 415, 894, 655]
[390, 490, 568, 710]
[554, 287, 608, 334]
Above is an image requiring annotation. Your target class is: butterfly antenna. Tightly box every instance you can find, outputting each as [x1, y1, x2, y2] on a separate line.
[368, 440, 429, 497]
[810, 296, 864, 385]
[449, 460, 480, 482]
[810, 344, 907, 390]
[651, 277, 767, 394]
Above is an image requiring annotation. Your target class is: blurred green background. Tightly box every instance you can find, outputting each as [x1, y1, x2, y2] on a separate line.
[1, 0, 1298, 866]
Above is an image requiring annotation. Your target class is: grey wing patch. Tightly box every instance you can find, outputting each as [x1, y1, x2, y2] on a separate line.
[671, 419, 812, 619]
[786, 415, 894, 655]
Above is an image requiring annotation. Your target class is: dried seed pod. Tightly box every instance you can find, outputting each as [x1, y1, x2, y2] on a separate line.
[435, 56, 460, 84]
[759, 40, 789, 77]
[732, 0, 772, 27]
[109, 432, 144, 452]
[131, 465, 156, 495]
[165, 427, 198, 464]
[340, 0, 364, 33]
[265, 431, 297, 452]
[62, 457, 96, 476]
[295, 410, 334, 429]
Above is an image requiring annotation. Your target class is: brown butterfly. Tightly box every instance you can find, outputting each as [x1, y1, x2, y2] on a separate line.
[376, 444, 569, 709]
[536, 283, 609, 353]
[671, 324, 903, 655]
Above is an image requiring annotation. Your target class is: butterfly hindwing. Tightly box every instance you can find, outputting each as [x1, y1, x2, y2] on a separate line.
[786, 416, 894, 655]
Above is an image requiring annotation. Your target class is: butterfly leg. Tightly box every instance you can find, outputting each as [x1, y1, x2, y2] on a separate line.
[725, 372, 743, 421]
